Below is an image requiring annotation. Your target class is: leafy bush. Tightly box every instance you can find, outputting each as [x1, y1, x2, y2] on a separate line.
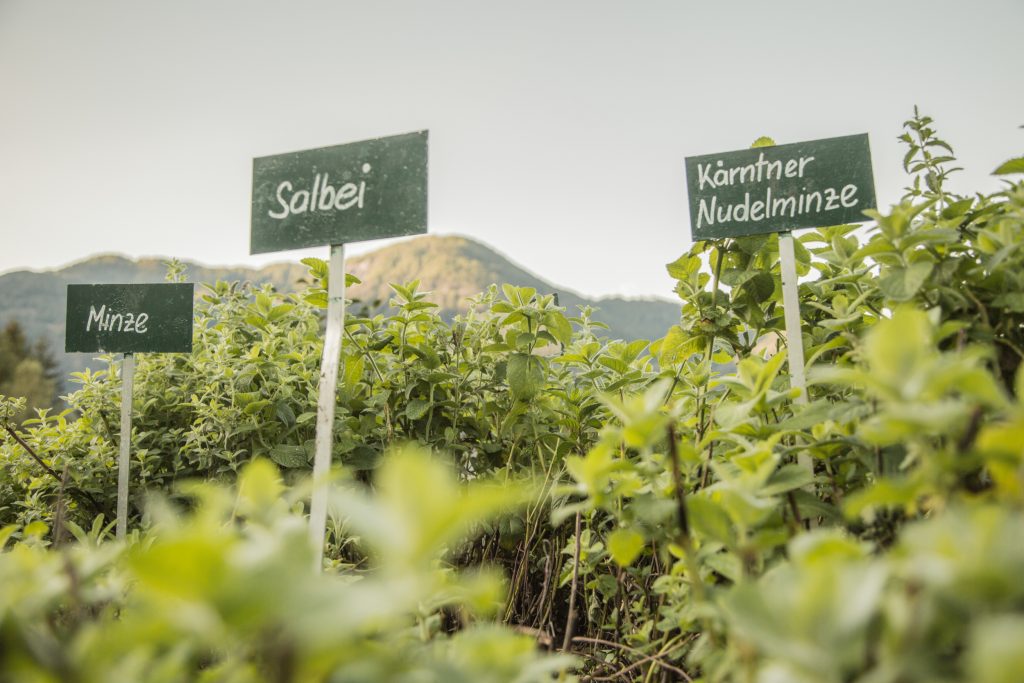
[0, 449, 573, 682]
[2, 110, 1023, 681]
[558, 111, 1024, 680]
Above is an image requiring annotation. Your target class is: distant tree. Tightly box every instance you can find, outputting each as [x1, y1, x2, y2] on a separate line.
[0, 320, 59, 423]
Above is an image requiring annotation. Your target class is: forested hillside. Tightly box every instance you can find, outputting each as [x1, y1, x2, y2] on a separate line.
[0, 236, 677, 386]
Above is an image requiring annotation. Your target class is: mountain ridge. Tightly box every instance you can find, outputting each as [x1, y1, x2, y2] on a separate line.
[0, 235, 680, 385]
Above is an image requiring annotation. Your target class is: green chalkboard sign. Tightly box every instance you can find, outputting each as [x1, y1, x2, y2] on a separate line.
[685, 134, 876, 240]
[250, 131, 428, 254]
[65, 283, 194, 353]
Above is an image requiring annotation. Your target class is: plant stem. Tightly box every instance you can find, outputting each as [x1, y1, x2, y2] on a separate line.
[561, 510, 583, 652]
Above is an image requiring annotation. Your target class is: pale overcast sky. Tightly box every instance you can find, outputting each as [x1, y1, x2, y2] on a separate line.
[1, 0, 1021, 298]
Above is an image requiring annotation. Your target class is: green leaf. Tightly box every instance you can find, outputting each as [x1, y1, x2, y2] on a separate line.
[740, 271, 775, 303]
[940, 198, 974, 219]
[607, 528, 645, 567]
[267, 304, 295, 322]
[843, 477, 926, 521]
[666, 254, 701, 281]
[658, 325, 702, 366]
[877, 261, 933, 301]
[345, 445, 381, 471]
[237, 459, 283, 511]
[774, 400, 866, 431]
[761, 464, 814, 496]
[863, 306, 933, 386]
[406, 398, 431, 421]
[341, 354, 365, 392]
[688, 496, 736, 547]
[543, 310, 573, 346]
[507, 353, 544, 400]
[991, 292, 1024, 312]
[269, 444, 308, 468]
[24, 521, 49, 538]
[735, 234, 771, 255]
[622, 339, 650, 363]
[501, 283, 519, 304]
[721, 269, 758, 288]
[304, 291, 328, 308]
[993, 156, 1024, 175]
[301, 257, 328, 280]
[256, 292, 273, 314]
[243, 400, 271, 415]
[274, 402, 296, 426]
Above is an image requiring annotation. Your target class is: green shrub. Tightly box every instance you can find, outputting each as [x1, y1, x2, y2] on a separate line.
[0, 449, 573, 682]
[2, 109, 1023, 681]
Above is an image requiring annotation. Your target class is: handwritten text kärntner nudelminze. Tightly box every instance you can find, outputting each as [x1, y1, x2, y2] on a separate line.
[693, 151, 861, 230]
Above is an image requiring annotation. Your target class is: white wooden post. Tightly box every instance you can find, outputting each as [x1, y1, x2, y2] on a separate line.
[777, 232, 807, 403]
[116, 352, 135, 540]
[778, 232, 813, 478]
[309, 243, 346, 571]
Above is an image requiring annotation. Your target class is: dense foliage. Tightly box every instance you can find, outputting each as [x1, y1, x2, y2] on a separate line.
[0, 450, 572, 681]
[0, 237, 679, 387]
[0, 321, 59, 424]
[2, 111, 1023, 681]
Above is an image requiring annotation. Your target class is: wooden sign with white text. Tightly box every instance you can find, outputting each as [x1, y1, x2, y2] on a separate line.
[685, 134, 876, 240]
[250, 131, 428, 254]
[65, 283, 194, 353]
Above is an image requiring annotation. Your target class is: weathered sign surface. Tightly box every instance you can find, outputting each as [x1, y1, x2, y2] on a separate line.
[65, 283, 194, 353]
[250, 131, 428, 254]
[685, 134, 876, 240]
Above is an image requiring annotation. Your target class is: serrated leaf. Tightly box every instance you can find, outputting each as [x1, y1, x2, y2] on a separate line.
[304, 291, 328, 309]
[267, 304, 295, 322]
[598, 356, 631, 375]
[666, 254, 701, 280]
[543, 310, 573, 346]
[406, 398, 431, 420]
[658, 325, 702, 366]
[269, 444, 308, 469]
[301, 257, 328, 279]
[507, 353, 544, 400]
[623, 339, 650, 363]
[235, 391, 262, 406]
[501, 283, 518, 303]
[256, 292, 273, 314]
[274, 402, 296, 426]
[341, 354, 365, 393]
